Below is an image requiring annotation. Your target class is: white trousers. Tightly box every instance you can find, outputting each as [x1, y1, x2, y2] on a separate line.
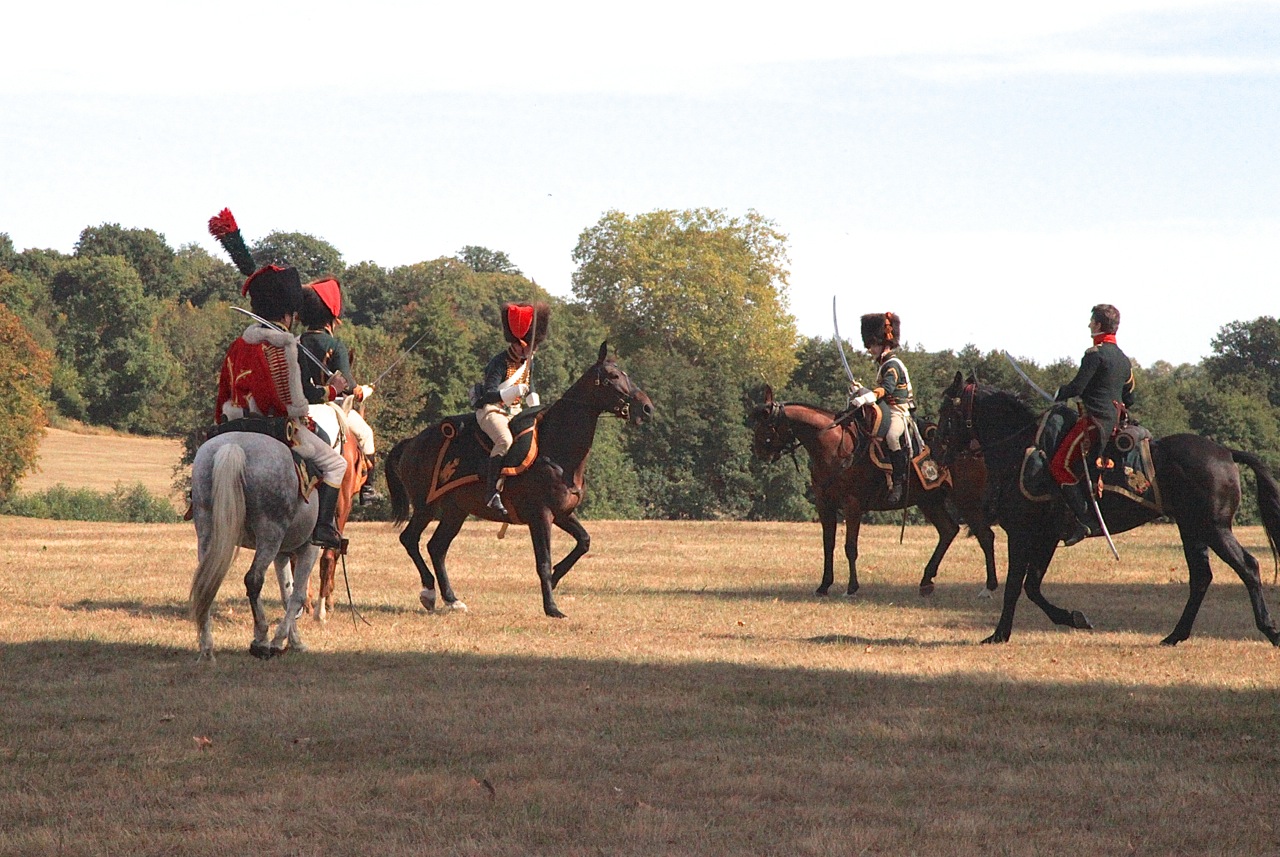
[294, 423, 347, 488]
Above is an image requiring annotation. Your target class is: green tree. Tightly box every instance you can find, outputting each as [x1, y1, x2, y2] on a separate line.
[572, 208, 798, 386]
[459, 245, 521, 276]
[75, 223, 181, 300]
[175, 243, 241, 306]
[252, 231, 345, 282]
[51, 256, 175, 431]
[0, 300, 53, 501]
[1203, 317, 1280, 407]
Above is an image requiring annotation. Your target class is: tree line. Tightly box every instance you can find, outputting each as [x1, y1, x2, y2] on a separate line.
[3, 211, 1280, 522]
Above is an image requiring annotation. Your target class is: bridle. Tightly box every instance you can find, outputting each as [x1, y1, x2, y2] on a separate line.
[589, 360, 642, 421]
[754, 402, 803, 462]
[939, 380, 1032, 463]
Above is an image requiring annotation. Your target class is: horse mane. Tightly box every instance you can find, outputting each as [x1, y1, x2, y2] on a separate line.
[977, 385, 1041, 428]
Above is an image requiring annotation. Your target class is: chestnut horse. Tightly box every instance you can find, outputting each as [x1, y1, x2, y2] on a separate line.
[750, 385, 997, 598]
[305, 401, 367, 622]
[937, 372, 1280, 645]
[385, 342, 654, 618]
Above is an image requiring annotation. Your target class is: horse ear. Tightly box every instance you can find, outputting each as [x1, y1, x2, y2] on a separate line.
[763, 384, 774, 404]
[952, 371, 963, 386]
[598, 340, 608, 362]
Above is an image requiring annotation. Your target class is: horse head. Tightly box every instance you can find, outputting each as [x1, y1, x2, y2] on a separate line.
[580, 341, 654, 425]
[748, 385, 795, 463]
[936, 371, 978, 465]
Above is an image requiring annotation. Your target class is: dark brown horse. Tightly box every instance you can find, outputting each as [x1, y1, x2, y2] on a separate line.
[385, 342, 654, 618]
[937, 372, 1280, 645]
[750, 385, 998, 598]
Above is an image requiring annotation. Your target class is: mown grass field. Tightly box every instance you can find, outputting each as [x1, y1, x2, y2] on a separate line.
[3, 506, 1280, 856]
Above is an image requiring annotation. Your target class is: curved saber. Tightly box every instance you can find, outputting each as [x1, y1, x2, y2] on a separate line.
[832, 296, 857, 385]
[1001, 350, 1054, 403]
[369, 329, 432, 387]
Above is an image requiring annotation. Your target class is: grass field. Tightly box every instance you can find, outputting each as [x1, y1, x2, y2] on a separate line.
[18, 426, 185, 509]
[3, 508, 1280, 855]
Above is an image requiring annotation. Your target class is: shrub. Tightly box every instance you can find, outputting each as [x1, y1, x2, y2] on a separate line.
[1, 483, 180, 523]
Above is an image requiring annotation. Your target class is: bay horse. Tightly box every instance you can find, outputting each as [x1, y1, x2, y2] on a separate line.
[385, 342, 654, 618]
[306, 401, 367, 622]
[189, 431, 322, 661]
[749, 385, 998, 598]
[937, 372, 1280, 645]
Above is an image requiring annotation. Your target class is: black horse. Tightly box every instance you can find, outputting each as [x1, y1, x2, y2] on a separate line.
[937, 372, 1280, 645]
[385, 342, 654, 619]
[750, 385, 998, 598]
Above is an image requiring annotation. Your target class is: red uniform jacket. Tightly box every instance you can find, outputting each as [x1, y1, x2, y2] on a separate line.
[215, 325, 309, 423]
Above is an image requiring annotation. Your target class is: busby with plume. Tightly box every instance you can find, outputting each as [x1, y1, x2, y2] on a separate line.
[208, 208, 303, 321]
[300, 277, 343, 329]
[860, 312, 901, 350]
[501, 302, 550, 347]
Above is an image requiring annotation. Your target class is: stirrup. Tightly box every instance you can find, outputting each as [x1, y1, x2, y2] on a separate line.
[486, 492, 508, 516]
[311, 525, 342, 549]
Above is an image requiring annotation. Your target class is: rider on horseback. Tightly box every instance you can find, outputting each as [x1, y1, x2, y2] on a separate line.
[298, 277, 382, 504]
[1051, 303, 1136, 546]
[861, 311, 914, 505]
[473, 302, 548, 517]
[209, 209, 347, 549]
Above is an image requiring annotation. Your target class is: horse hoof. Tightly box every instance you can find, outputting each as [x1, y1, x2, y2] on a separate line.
[196, 651, 216, 664]
[419, 589, 437, 612]
[978, 588, 994, 600]
[1159, 636, 1180, 647]
[980, 633, 1007, 645]
[289, 639, 309, 653]
[815, 587, 830, 598]
[842, 589, 859, 600]
[1070, 610, 1093, 630]
[545, 608, 567, 619]
[249, 642, 275, 660]
[919, 583, 935, 597]
[447, 600, 468, 613]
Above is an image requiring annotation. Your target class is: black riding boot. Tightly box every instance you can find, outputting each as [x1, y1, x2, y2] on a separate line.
[484, 456, 508, 517]
[311, 483, 343, 549]
[885, 447, 910, 506]
[1060, 480, 1100, 547]
[359, 454, 383, 504]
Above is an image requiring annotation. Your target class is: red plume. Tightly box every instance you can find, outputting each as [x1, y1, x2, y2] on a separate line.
[208, 208, 239, 239]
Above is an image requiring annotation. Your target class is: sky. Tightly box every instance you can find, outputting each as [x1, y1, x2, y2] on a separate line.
[2, 0, 1277, 368]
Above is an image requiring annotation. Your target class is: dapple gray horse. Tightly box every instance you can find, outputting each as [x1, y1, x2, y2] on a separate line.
[189, 431, 321, 661]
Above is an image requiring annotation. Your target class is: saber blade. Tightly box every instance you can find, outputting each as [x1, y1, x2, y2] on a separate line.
[832, 296, 857, 386]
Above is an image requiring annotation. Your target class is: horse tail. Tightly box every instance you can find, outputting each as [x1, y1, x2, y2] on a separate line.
[190, 443, 247, 626]
[385, 437, 411, 526]
[1231, 449, 1280, 578]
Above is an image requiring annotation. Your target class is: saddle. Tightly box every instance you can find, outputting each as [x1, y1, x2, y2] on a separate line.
[1017, 406, 1161, 511]
[204, 416, 317, 501]
[851, 403, 949, 493]
[423, 405, 547, 505]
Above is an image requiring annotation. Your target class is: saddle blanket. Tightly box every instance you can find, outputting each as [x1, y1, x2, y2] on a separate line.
[425, 406, 546, 505]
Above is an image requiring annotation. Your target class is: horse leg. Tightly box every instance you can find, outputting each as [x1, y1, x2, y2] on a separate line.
[399, 504, 439, 612]
[985, 533, 1031, 644]
[916, 496, 960, 597]
[243, 549, 278, 659]
[1205, 527, 1280, 645]
[529, 510, 565, 618]
[842, 512, 862, 597]
[550, 512, 590, 589]
[975, 521, 1000, 596]
[272, 545, 320, 654]
[426, 504, 469, 611]
[816, 504, 837, 596]
[1160, 529, 1215, 646]
[1021, 536, 1092, 631]
[312, 549, 337, 623]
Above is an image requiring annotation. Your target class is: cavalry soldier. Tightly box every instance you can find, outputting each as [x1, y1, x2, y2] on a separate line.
[1051, 303, 1136, 545]
[298, 277, 382, 504]
[861, 311, 914, 505]
[209, 208, 346, 549]
[473, 301, 548, 517]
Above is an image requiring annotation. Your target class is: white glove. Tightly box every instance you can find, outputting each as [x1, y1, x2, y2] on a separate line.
[525, 391, 540, 407]
[357, 385, 374, 401]
[849, 386, 877, 409]
[500, 383, 530, 405]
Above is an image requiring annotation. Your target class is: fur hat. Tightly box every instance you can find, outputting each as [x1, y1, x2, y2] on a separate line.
[501, 301, 550, 346]
[860, 312, 901, 349]
[300, 277, 342, 328]
[209, 207, 303, 321]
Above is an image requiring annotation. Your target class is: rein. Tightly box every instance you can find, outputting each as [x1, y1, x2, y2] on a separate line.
[946, 381, 1036, 458]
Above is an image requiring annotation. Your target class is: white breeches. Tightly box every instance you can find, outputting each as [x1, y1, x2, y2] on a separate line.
[346, 409, 375, 456]
[885, 408, 910, 452]
[477, 406, 513, 457]
[294, 424, 348, 487]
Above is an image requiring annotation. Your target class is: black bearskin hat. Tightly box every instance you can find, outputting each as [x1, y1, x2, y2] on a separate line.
[243, 265, 303, 321]
[300, 277, 342, 328]
[860, 312, 901, 349]
[209, 207, 303, 321]
[501, 301, 550, 346]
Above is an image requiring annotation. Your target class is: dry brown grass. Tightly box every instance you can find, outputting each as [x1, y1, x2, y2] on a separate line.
[3, 514, 1280, 856]
[18, 426, 184, 507]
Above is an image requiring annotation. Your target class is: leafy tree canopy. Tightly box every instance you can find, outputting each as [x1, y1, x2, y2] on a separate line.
[252, 231, 345, 282]
[572, 208, 797, 386]
[0, 301, 53, 501]
[458, 245, 522, 276]
[75, 223, 181, 300]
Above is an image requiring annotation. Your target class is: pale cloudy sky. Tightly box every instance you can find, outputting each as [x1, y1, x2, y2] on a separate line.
[2, 1, 1277, 367]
